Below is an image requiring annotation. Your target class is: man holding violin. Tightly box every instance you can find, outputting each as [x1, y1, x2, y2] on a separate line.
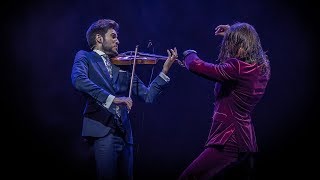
[71, 18, 178, 180]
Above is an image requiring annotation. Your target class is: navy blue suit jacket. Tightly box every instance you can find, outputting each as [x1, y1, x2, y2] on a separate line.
[71, 50, 169, 144]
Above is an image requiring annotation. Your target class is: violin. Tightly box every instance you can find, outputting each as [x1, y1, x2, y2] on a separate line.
[111, 51, 185, 67]
[113, 46, 184, 100]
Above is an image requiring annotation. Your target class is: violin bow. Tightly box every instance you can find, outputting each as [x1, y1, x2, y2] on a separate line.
[128, 45, 139, 99]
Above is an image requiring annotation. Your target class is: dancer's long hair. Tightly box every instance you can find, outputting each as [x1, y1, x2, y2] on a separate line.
[218, 22, 270, 77]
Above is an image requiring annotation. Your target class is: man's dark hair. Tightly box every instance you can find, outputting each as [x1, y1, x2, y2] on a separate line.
[86, 19, 119, 49]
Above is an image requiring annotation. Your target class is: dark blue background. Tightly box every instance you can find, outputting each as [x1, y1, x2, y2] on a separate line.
[4, 0, 317, 179]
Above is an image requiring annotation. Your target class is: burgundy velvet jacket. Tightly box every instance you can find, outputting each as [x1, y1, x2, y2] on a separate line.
[185, 53, 269, 152]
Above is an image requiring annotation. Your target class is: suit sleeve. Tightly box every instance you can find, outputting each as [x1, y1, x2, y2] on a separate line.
[71, 51, 110, 104]
[185, 53, 240, 82]
[131, 73, 168, 104]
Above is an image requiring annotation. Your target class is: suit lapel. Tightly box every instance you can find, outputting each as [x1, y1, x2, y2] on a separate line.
[91, 52, 113, 82]
[111, 64, 119, 84]
[90, 51, 122, 93]
[97, 61, 113, 81]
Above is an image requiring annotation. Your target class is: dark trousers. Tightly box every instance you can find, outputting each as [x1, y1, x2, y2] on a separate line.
[215, 152, 256, 180]
[178, 140, 254, 180]
[92, 132, 133, 180]
[178, 146, 238, 180]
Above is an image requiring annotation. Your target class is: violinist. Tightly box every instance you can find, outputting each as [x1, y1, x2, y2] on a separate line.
[71, 18, 178, 180]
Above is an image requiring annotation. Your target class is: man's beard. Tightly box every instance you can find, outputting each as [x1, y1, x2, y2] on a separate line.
[105, 48, 118, 57]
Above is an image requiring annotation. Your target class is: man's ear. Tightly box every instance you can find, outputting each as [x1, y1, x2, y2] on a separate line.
[96, 34, 103, 43]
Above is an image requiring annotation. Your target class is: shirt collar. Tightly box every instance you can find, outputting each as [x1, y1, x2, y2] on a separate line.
[93, 49, 106, 56]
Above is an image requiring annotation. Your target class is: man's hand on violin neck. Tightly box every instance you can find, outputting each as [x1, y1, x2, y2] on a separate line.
[162, 48, 178, 74]
[162, 59, 174, 74]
